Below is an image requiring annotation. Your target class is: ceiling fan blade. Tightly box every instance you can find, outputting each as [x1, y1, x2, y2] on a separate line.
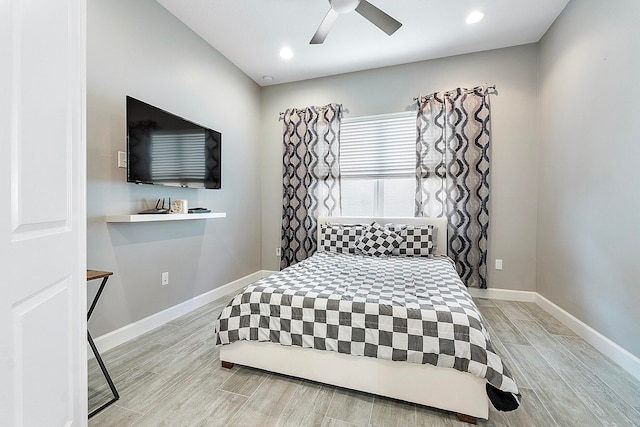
[355, 0, 402, 36]
[310, 8, 340, 44]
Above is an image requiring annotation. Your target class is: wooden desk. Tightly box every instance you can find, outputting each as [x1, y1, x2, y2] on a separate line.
[87, 270, 119, 418]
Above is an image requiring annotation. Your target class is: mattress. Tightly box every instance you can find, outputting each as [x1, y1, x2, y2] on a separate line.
[215, 251, 520, 411]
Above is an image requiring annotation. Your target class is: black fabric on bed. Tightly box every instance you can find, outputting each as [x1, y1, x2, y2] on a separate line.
[487, 383, 521, 411]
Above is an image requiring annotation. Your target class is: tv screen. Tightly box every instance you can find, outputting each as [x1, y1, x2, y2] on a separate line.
[126, 96, 221, 189]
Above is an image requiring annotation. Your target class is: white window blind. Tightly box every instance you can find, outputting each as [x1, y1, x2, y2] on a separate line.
[150, 130, 206, 180]
[340, 111, 415, 178]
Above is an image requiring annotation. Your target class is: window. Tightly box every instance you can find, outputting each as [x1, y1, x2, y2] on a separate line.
[150, 130, 206, 181]
[340, 111, 415, 217]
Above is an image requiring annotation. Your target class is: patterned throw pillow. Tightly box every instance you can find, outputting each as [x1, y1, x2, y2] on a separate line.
[386, 224, 437, 257]
[355, 222, 403, 256]
[319, 223, 366, 254]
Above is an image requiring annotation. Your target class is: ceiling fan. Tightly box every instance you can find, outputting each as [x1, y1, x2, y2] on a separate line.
[310, 0, 402, 44]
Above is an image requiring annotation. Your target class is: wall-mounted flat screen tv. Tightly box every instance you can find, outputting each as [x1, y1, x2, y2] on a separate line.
[126, 96, 221, 189]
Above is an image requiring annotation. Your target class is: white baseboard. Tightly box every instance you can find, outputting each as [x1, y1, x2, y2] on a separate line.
[93, 270, 266, 354]
[467, 287, 537, 302]
[535, 293, 640, 381]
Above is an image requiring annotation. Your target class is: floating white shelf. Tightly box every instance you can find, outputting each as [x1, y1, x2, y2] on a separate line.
[105, 212, 226, 223]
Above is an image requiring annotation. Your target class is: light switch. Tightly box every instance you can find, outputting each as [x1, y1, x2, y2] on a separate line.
[117, 151, 127, 168]
[495, 259, 503, 270]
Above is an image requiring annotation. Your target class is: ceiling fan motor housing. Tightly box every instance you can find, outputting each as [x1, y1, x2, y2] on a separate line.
[330, 0, 360, 14]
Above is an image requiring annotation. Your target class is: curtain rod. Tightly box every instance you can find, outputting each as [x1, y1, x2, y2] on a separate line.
[413, 84, 497, 102]
[278, 103, 344, 120]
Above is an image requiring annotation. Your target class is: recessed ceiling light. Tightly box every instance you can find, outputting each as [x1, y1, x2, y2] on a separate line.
[466, 10, 485, 24]
[279, 47, 294, 59]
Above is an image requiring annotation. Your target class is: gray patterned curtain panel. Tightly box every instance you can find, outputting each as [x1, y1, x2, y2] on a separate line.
[415, 86, 492, 288]
[281, 104, 342, 269]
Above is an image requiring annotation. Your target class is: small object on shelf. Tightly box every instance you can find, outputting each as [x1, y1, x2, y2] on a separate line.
[139, 198, 170, 214]
[171, 199, 188, 214]
[189, 207, 211, 213]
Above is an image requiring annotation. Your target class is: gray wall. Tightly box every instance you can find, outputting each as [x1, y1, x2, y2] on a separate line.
[261, 45, 540, 292]
[538, 0, 640, 357]
[87, 0, 262, 337]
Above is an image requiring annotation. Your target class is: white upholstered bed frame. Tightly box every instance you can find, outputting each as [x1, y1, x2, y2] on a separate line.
[220, 217, 488, 422]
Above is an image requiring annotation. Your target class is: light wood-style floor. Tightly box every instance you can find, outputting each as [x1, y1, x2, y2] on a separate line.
[88, 294, 640, 426]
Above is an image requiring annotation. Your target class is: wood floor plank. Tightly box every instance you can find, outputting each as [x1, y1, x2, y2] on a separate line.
[512, 319, 640, 426]
[517, 302, 576, 336]
[509, 318, 559, 351]
[218, 366, 270, 397]
[130, 323, 185, 348]
[414, 405, 458, 426]
[369, 395, 416, 427]
[556, 335, 640, 414]
[110, 355, 214, 415]
[505, 343, 604, 426]
[488, 388, 558, 427]
[321, 417, 360, 427]
[132, 388, 246, 427]
[88, 404, 143, 427]
[325, 387, 374, 427]
[472, 298, 497, 307]
[99, 344, 169, 382]
[276, 380, 335, 426]
[492, 300, 535, 321]
[91, 326, 174, 371]
[477, 306, 530, 345]
[196, 389, 249, 426]
[175, 309, 222, 339]
[104, 368, 173, 414]
[184, 359, 237, 395]
[226, 374, 301, 426]
[138, 332, 217, 377]
[88, 384, 114, 413]
[129, 359, 243, 426]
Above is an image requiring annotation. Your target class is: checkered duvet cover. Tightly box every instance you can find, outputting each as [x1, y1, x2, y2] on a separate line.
[215, 251, 520, 411]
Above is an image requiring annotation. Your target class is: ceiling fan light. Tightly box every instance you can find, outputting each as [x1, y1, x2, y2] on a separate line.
[466, 10, 485, 24]
[330, 0, 360, 14]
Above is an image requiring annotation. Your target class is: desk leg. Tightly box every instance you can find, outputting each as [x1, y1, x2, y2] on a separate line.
[88, 276, 109, 320]
[88, 330, 119, 418]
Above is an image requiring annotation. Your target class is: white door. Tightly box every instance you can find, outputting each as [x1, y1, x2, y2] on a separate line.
[0, 0, 87, 425]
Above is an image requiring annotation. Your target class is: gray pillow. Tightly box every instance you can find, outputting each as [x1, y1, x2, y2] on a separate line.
[319, 223, 366, 254]
[355, 222, 403, 256]
[386, 223, 437, 257]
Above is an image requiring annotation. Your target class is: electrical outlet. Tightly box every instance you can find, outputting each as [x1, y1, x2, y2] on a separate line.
[495, 259, 503, 270]
[162, 272, 169, 286]
[275, 247, 281, 257]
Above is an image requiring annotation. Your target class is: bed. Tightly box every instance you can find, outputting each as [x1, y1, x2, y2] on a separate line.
[216, 216, 520, 423]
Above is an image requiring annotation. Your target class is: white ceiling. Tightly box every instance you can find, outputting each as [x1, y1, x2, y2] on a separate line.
[156, 0, 569, 87]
